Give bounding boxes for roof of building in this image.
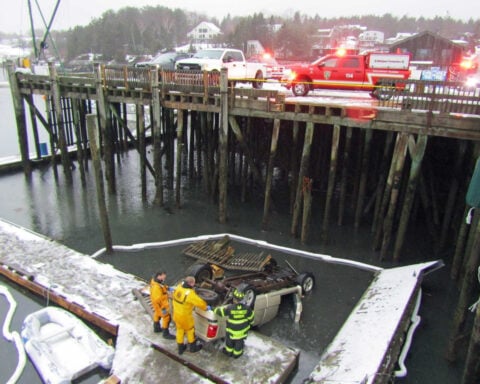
[188,21,222,36]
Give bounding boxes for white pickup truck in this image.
[175,48,265,89]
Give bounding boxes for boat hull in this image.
[21,306,115,384]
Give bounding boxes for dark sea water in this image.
[0,72,468,384]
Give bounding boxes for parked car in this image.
[64,53,107,73]
[185,259,315,341]
[135,51,192,70]
[247,53,285,80]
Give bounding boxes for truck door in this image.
[333,56,363,89]
[312,56,339,89]
[223,50,246,80]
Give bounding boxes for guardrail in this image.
[377,78,480,115]
[15,65,480,117]
[101,66,221,93]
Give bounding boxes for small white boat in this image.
[21,306,115,384]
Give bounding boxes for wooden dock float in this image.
[131,286,299,383]
[0,219,299,384]
[305,261,443,384]
[1,222,445,383]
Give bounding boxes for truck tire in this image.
[186,263,212,283]
[252,71,263,89]
[292,80,310,96]
[196,288,220,306]
[295,272,315,294]
[243,285,257,307]
[236,282,257,308]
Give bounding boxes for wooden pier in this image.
[5,62,480,266]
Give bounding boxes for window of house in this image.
[441,49,453,63]
[415,48,432,61]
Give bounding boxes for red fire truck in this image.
[283,50,411,99]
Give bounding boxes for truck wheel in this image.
[186,263,212,283]
[236,283,257,307]
[196,288,219,306]
[292,81,309,96]
[373,81,394,100]
[295,272,315,294]
[243,285,257,307]
[252,71,263,89]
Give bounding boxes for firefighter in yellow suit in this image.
[150,271,175,339]
[172,276,209,354]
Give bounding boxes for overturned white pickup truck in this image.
[176,48,266,89]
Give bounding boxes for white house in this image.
[187,22,222,45]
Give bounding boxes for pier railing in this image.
[14,65,480,117]
[101,66,221,94]
[377,78,480,115]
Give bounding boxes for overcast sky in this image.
[1,0,479,35]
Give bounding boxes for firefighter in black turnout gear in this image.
[214,288,254,358]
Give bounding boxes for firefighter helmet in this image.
[232,288,245,300]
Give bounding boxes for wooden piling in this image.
[439,141,468,252]
[6,61,31,176]
[46,96,59,178]
[138,104,147,202]
[165,108,175,189]
[176,108,184,207]
[241,118,252,203]
[86,114,112,253]
[151,69,164,206]
[355,129,373,228]
[72,99,87,187]
[49,62,73,183]
[373,132,404,251]
[218,69,229,224]
[189,111,196,179]
[94,64,115,194]
[262,119,280,229]
[301,177,313,243]
[201,113,212,196]
[290,119,300,214]
[321,124,341,243]
[291,121,314,237]
[229,116,263,187]
[380,132,408,258]
[451,206,471,281]
[338,127,352,226]
[26,93,41,159]
[372,132,394,235]
[392,134,427,261]
[462,292,480,384]
[446,210,480,362]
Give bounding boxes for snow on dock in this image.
[0,219,299,384]
[306,261,443,384]
[0,218,443,384]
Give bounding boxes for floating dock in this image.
[0,220,442,384]
[0,219,299,384]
